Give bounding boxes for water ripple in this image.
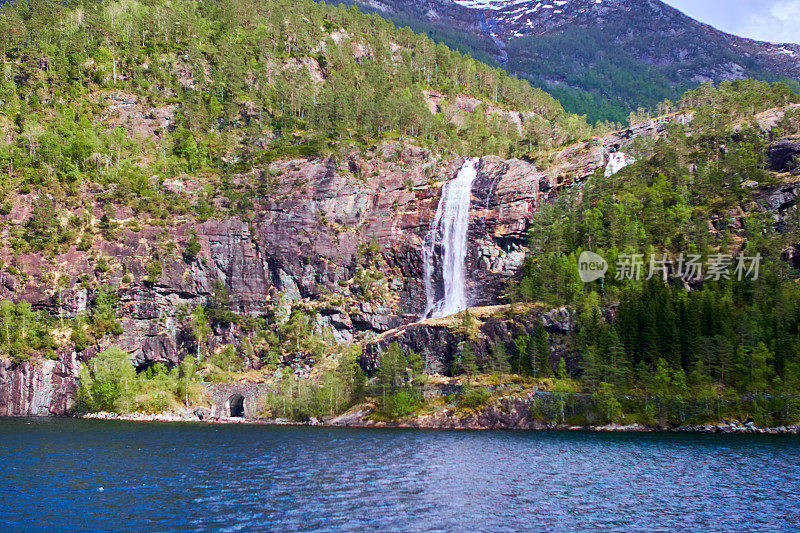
[0,419,799,531]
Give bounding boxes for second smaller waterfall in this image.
[423,158,479,318]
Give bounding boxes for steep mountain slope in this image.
[0,0,589,414]
[340,0,800,122]
[0,0,799,424]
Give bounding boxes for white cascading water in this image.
[423,158,479,318]
[605,152,635,177]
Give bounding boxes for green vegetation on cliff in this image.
[0,0,589,371]
[510,81,800,425]
[1,0,590,204]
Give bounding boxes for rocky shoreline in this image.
[80,411,299,425]
[76,411,800,435]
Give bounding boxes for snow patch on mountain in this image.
[452,0,531,9]
[452,0,596,10]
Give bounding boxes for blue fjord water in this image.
[0,417,798,532]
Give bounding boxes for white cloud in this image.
[740,0,800,44]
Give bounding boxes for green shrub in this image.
[98,214,118,240]
[380,389,422,418]
[95,256,110,273]
[76,233,93,251]
[70,324,90,352]
[211,344,244,373]
[76,347,136,413]
[183,233,202,262]
[145,258,163,283]
[592,382,624,423]
[457,385,491,410]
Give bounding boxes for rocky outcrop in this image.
[755,180,799,233]
[360,305,574,376]
[782,244,800,271]
[769,137,800,173]
[386,394,554,430]
[602,112,694,153]
[0,354,81,416]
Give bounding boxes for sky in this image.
[663,0,800,44]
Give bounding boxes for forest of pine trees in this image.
[508,81,800,423]
[0,0,592,195]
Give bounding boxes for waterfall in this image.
[423,158,479,319]
[605,152,635,177]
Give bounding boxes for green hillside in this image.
[0,0,591,183]
[332,0,800,125]
[507,25,800,124]
[516,81,800,424]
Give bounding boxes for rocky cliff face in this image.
[1,108,796,415]
[770,137,800,173]
[0,355,80,416]
[0,126,607,414]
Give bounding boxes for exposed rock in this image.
[361,323,464,375]
[754,180,799,232]
[602,112,694,152]
[753,105,800,132]
[0,354,80,416]
[769,137,800,172]
[783,244,800,271]
[194,406,212,420]
[361,304,574,376]
[102,91,177,138]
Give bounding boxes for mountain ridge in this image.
[341,0,800,122]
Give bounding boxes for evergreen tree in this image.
[533,322,552,377]
[513,332,532,376]
[458,341,479,380]
[489,340,511,374]
[377,342,405,390]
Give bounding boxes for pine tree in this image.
[23,195,60,251]
[580,346,602,390]
[652,359,673,398]
[533,322,551,377]
[748,342,772,394]
[461,309,475,335]
[490,340,510,374]
[513,333,532,376]
[607,328,629,385]
[458,341,479,380]
[557,357,569,380]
